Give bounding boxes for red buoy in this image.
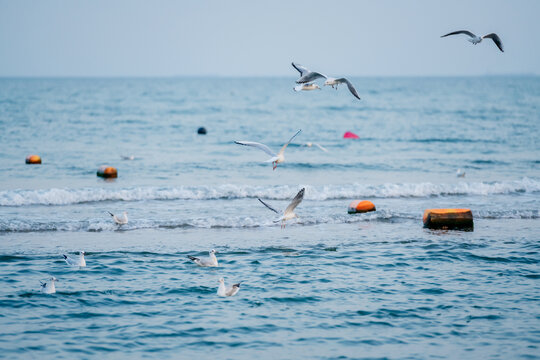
[343,131,359,139]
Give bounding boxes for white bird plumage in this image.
[303,142,328,152]
[293,83,321,92]
[441,30,504,52]
[40,277,58,294]
[187,249,218,267]
[456,168,466,178]
[292,62,361,100]
[235,129,301,170]
[258,188,305,228]
[108,211,128,225]
[217,278,241,297]
[63,251,86,267]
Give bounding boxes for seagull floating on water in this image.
[258,188,305,228]
[441,30,504,52]
[63,251,86,267]
[235,129,301,170]
[40,277,58,294]
[108,211,128,225]
[293,83,321,92]
[217,278,241,297]
[121,155,136,160]
[187,249,218,267]
[456,168,466,178]
[292,62,361,100]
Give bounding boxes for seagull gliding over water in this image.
[292,62,361,100]
[441,30,504,52]
[235,129,301,170]
[258,188,305,228]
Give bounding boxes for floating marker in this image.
[25,155,42,164]
[97,165,118,178]
[343,131,359,139]
[423,208,473,230]
[197,127,207,135]
[348,200,376,214]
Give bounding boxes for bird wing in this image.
[234,141,276,157]
[291,62,310,76]
[482,33,504,52]
[336,78,361,100]
[441,30,476,38]
[293,84,304,92]
[278,129,302,156]
[258,198,280,214]
[313,143,328,152]
[284,188,305,216]
[63,255,77,266]
[297,72,326,84]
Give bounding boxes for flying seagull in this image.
[40,277,58,294]
[235,129,301,170]
[108,211,128,225]
[258,188,305,228]
[63,251,86,267]
[292,62,361,100]
[303,142,328,152]
[441,31,504,52]
[187,249,218,267]
[293,83,321,92]
[217,277,241,297]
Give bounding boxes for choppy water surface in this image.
[0,77,539,359]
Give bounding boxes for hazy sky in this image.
[1,0,539,77]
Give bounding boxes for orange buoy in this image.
[97,165,118,178]
[25,155,42,164]
[348,200,376,214]
[423,209,473,230]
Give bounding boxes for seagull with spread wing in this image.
[441,30,504,52]
[258,188,305,228]
[292,62,361,100]
[235,129,301,170]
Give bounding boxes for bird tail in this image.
[62,254,67,260]
[108,211,114,217]
[187,256,198,261]
[233,283,241,288]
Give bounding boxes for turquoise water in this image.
[0,77,539,359]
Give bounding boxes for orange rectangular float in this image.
[423,208,473,230]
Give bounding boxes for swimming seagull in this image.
[292,62,361,100]
[63,251,86,267]
[293,83,321,92]
[217,278,241,297]
[121,155,135,160]
[258,188,305,228]
[187,249,218,267]
[456,168,466,178]
[108,211,128,225]
[40,277,58,294]
[441,31,504,52]
[235,129,301,170]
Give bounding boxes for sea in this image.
[0,76,538,359]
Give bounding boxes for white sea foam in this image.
[0,178,538,207]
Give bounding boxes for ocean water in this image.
[0,76,539,359]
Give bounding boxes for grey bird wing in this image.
[284,188,305,215]
[441,30,476,38]
[297,72,326,84]
[292,62,310,77]
[336,78,361,100]
[258,198,280,214]
[278,129,302,155]
[482,33,504,52]
[234,141,276,157]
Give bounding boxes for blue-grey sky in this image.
[1,0,539,77]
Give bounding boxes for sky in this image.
[0,0,539,77]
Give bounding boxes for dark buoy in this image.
[423,209,473,231]
[97,165,118,178]
[197,127,207,135]
[25,155,42,164]
[348,200,376,214]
